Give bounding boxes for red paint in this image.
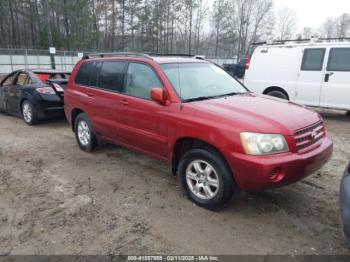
[64,56,333,191]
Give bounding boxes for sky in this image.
[273,0,350,31]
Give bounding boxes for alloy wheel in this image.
[77,120,91,146]
[186,160,220,200]
[22,102,32,123]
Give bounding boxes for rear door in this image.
[117,62,169,159]
[88,60,126,140]
[295,48,326,106]
[320,47,350,110]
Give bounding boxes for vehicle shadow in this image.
[314,108,349,122]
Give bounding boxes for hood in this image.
[188,93,320,135]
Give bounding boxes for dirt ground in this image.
[0,109,349,256]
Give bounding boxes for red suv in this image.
[64,53,333,210]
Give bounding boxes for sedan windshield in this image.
[161,63,248,102]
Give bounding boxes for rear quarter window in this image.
[75,62,95,86]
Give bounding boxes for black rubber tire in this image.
[74,113,98,152]
[266,90,288,100]
[346,111,350,117]
[178,147,236,210]
[21,100,39,125]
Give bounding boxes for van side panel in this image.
[244,46,303,100]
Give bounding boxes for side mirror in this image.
[151,87,169,105]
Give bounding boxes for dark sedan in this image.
[0,69,70,125]
[341,162,350,247]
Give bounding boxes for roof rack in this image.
[83,52,153,60]
[253,37,350,46]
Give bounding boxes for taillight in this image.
[52,83,64,92]
[245,58,251,70]
[36,87,56,95]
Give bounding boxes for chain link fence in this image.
[0,48,83,74]
[0,48,237,75]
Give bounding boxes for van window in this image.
[97,61,126,92]
[124,63,162,99]
[327,48,350,72]
[301,49,325,71]
[75,62,95,86]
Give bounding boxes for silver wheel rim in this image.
[77,120,90,146]
[186,160,220,200]
[22,102,32,123]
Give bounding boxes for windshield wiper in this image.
[183,92,242,103]
[183,96,215,102]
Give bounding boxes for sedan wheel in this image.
[186,160,220,200]
[22,101,37,125]
[77,120,91,146]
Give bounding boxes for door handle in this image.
[324,72,334,82]
[120,99,129,106]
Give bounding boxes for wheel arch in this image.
[71,108,85,132]
[263,86,290,100]
[171,137,230,177]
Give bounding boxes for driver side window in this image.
[124,63,162,100]
[1,74,16,87]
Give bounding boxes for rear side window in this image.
[301,48,325,71]
[327,48,350,72]
[75,62,95,86]
[16,73,29,86]
[124,63,162,99]
[97,61,126,92]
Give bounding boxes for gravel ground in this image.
[0,109,349,255]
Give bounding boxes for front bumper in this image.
[228,136,333,191]
[340,162,350,246]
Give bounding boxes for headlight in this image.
[240,132,289,155]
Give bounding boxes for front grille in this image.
[294,121,325,152]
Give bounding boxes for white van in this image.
[244,40,350,112]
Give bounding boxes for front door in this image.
[320,48,350,110]
[117,62,169,159]
[295,48,326,107]
[7,72,29,115]
[0,72,18,113]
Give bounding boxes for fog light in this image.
[270,167,285,182]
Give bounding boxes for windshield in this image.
[161,63,248,101]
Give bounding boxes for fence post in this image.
[24,49,28,69]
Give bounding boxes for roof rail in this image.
[83,52,153,60]
[147,53,194,57]
[253,37,350,46]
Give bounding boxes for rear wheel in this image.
[74,113,98,152]
[178,148,236,210]
[266,90,288,100]
[22,100,38,125]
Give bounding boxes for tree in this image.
[275,8,297,40]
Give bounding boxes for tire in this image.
[22,100,39,125]
[74,113,98,152]
[178,148,236,210]
[266,90,288,100]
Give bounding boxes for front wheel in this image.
[178,148,236,210]
[74,113,98,152]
